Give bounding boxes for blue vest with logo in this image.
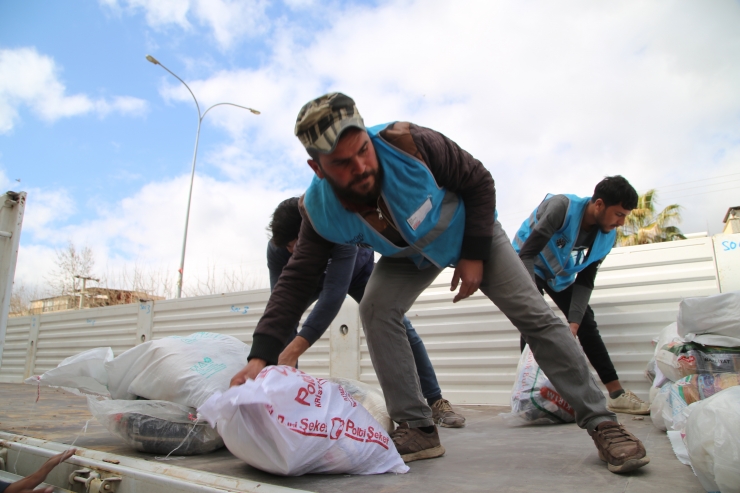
[303,122,466,269]
[512,194,615,292]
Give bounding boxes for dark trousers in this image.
[520,277,619,385]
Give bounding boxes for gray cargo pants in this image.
[359,220,617,434]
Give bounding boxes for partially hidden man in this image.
[230,92,650,473]
[513,176,650,415]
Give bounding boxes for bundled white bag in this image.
[106,332,249,408]
[500,345,575,425]
[685,386,740,493]
[88,397,223,455]
[327,377,393,433]
[25,347,113,397]
[678,291,740,347]
[198,366,408,476]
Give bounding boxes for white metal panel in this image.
[149,289,331,379]
[32,304,139,375]
[361,237,721,405]
[713,233,740,292]
[590,237,719,401]
[0,315,32,383]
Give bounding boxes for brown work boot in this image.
[592,421,650,473]
[390,422,445,463]
[431,398,466,428]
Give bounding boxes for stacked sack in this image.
[645,292,740,493]
[27,332,251,455]
[648,293,740,432]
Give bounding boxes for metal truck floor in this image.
[0,383,703,493]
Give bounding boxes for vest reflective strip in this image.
[385,190,460,260]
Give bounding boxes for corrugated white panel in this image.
[361,237,721,405]
[590,237,719,401]
[33,304,139,375]
[0,316,32,383]
[150,290,330,379]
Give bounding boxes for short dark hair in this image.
[268,197,302,247]
[592,175,638,210]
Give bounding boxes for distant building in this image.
[723,206,740,234]
[27,288,164,315]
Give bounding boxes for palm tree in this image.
[616,189,686,246]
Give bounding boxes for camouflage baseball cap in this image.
[294,92,365,154]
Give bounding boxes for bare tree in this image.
[9,283,47,317]
[45,242,96,296]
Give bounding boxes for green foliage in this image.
[616,189,686,246]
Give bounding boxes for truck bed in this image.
[0,383,702,492]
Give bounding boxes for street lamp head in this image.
[145,55,160,65]
[249,108,261,115]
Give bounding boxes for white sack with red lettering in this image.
[198,366,408,476]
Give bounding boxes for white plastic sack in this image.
[500,345,575,425]
[198,366,408,476]
[651,373,740,432]
[678,291,740,347]
[106,332,249,408]
[327,377,393,433]
[685,386,740,493]
[650,385,670,431]
[25,347,113,397]
[88,397,223,455]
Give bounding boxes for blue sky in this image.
[3,0,740,297]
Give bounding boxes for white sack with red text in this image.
[198,366,408,476]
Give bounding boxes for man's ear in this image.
[307,159,325,179]
[593,198,605,212]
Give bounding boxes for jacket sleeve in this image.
[298,244,358,345]
[517,195,569,282]
[266,242,290,292]
[568,260,600,325]
[382,122,495,261]
[248,203,335,365]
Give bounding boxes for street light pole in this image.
[146,55,260,298]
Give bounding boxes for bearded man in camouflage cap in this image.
[231,93,650,473]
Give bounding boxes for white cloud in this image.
[103,0,269,50]
[14,0,740,298]
[0,47,148,133]
[160,0,740,235]
[15,173,303,294]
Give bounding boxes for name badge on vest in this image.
[407,197,432,231]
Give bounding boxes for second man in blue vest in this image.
[513,177,649,415]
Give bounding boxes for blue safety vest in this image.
[512,194,615,291]
[303,122,466,269]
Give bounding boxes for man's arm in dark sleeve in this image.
[406,124,495,260]
[266,242,290,292]
[516,195,569,283]
[249,207,334,365]
[297,244,358,345]
[568,260,600,325]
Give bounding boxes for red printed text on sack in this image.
[540,387,574,415]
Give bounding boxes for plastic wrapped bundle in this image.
[88,397,224,455]
[327,377,393,433]
[651,373,740,432]
[501,345,575,425]
[685,386,740,493]
[656,341,740,382]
